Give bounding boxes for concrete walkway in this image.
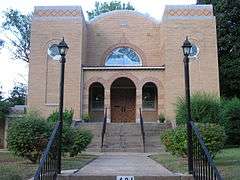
[58,153,193,180]
[75,153,173,176]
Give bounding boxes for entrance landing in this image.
[58,153,192,180]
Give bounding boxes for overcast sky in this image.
[0,0,196,97]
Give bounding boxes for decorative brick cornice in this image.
[163,5,213,17]
[167,9,212,17]
[34,6,83,17]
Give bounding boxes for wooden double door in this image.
[111,88,136,123]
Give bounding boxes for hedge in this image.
[161,123,226,157]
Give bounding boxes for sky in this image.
[0,0,196,97]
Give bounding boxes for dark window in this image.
[90,84,104,110]
[142,83,157,109]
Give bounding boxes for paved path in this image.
[75,153,174,176]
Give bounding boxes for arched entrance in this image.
[111,77,136,123]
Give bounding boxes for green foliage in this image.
[158,113,165,123]
[176,92,221,125]
[2,9,32,62]
[47,109,73,126]
[0,85,3,101]
[70,129,93,157]
[161,123,226,157]
[196,0,217,4]
[7,109,93,163]
[47,109,75,153]
[0,101,11,120]
[87,1,135,20]
[82,113,92,122]
[61,125,76,153]
[6,83,27,105]
[161,125,187,156]
[196,0,240,98]
[47,110,92,156]
[0,85,11,120]
[220,58,240,98]
[7,112,50,163]
[220,98,240,146]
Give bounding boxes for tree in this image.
[87,1,135,20]
[0,86,3,101]
[0,85,10,119]
[197,0,240,98]
[2,9,32,62]
[7,83,27,105]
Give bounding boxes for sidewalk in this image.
[75,153,173,176]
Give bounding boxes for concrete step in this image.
[58,175,193,180]
[76,122,171,153]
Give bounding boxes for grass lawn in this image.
[215,148,240,180]
[0,151,97,180]
[151,148,240,179]
[150,153,188,174]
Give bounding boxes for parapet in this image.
[162,5,214,21]
[33,6,84,20]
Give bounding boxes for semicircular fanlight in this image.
[105,47,142,66]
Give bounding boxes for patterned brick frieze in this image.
[167,8,213,17]
[34,7,83,17]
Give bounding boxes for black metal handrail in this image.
[139,108,146,153]
[101,108,107,149]
[190,121,223,180]
[34,121,61,180]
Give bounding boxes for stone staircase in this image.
[75,122,171,153]
[58,123,193,180]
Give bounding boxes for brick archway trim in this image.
[107,72,140,89]
[84,77,107,90]
[139,77,164,90]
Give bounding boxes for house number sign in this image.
[116,176,134,180]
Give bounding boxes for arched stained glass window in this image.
[105,47,142,66]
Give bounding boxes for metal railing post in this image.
[139,108,146,153]
[101,108,107,149]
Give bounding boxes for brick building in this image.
[28,5,219,125]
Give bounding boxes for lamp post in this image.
[182,36,193,174]
[57,37,69,174]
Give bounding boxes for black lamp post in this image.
[57,37,69,174]
[182,36,193,174]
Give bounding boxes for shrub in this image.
[61,125,75,153]
[7,112,50,163]
[69,129,93,157]
[161,123,226,157]
[176,92,221,125]
[161,126,187,156]
[220,98,240,146]
[47,109,73,126]
[82,114,91,122]
[158,113,165,123]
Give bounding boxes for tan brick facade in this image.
[28,5,219,124]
